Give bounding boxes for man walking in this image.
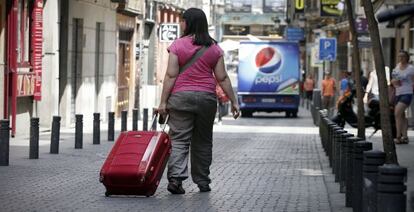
[322,72,336,116]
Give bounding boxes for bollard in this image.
[30,117,40,159]
[121,110,127,132]
[50,116,61,154]
[352,141,372,212]
[362,150,386,212]
[325,122,337,155]
[108,112,115,141]
[0,120,10,166]
[345,137,364,207]
[328,125,342,162]
[332,129,347,172]
[132,108,138,131]
[151,108,157,131]
[75,114,83,149]
[93,113,100,145]
[339,133,353,192]
[377,164,407,212]
[143,108,148,131]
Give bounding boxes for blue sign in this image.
[285,27,305,41]
[238,41,300,94]
[319,38,337,61]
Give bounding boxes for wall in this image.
[60,0,117,127]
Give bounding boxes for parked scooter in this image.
[331,92,396,138]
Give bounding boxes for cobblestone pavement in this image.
[0,110,351,212]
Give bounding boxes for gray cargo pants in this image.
[166,91,217,186]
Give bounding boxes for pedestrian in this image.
[322,72,336,116]
[363,67,390,104]
[157,8,240,194]
[391,50,414,144]
[303,74,315,109]
[339,71,350,96]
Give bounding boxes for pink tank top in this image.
[167,36,224,94]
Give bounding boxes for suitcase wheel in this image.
[105,191,110,197]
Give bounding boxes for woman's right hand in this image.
[158,102,168,117]
[391,79,401,87]
[231,102,240,119]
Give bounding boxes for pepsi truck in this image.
[237,41,300,117]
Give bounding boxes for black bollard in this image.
[132,108,138,131]
[50,116,61,154]
[143,108,148,131]
[0,120,10,166]
[30,117,40,159]
[108,112,115,141]
[75,114,83,149]
[362,150,386,212]
[377,164,407,212]
[121,110,127,132]
[332,129,347,173]
[151,108,157,131]
[93,113,100,145]
[352,141,372,212]
[339,133,353,192]
[345,137,364,207]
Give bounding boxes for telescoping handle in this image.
[150,113,169,132]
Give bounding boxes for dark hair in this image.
[399,50,409,58]
[182,8,216,46]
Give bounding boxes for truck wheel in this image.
[292,111,298,118]
[241,110,253,117]
[285,111,291,118]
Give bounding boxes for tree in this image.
[362,0,398,164]
[345,0,365,139]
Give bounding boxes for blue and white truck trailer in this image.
[237,41,300,117]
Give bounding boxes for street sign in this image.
[159,23,179,42]
[319,38,337,61]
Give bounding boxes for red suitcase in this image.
[99,121,171,197]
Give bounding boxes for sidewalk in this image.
[0,109,410,211]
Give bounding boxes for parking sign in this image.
[319,38,337,61]
[159,23,180,42]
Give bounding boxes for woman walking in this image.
[391,50,414,144]
[158,8,240,194]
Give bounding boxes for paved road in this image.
[0,109,355,211]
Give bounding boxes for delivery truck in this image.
[237,41,300,117]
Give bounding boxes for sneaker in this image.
[198,184,211,192]
[401,136,409,144]
[167,181,185,194]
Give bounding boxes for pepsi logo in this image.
[255,47,282,74]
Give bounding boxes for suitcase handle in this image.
[150,113,169,132]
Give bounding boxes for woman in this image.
[391,50,414,144]
[158,8,240,194]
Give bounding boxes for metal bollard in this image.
[50,116,61,154]
[132,108,138,131]
[362,150,386,212]
[30,117,39,159]
[75,114,83,149]
[352,141,372,212]
[121,110,127,132]
[0,120,10,166]
[377,164,407,212]
[325,122,337,155]
[339,133,353,192]
[108,112,115,141]
[332,129,347,172]
[329,126,343,161]
[93,113,100,145]
[345,137,364,207]
[151,108,157,131]
[143,108,148,131]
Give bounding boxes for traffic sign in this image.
[319,38,337,61]
[159,23,180,42]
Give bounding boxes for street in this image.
[0,109,342,212]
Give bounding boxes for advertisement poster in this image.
[238,41,299,94]
[320,0,344,17]
[263,0,286,13]
[225,0,252,13]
